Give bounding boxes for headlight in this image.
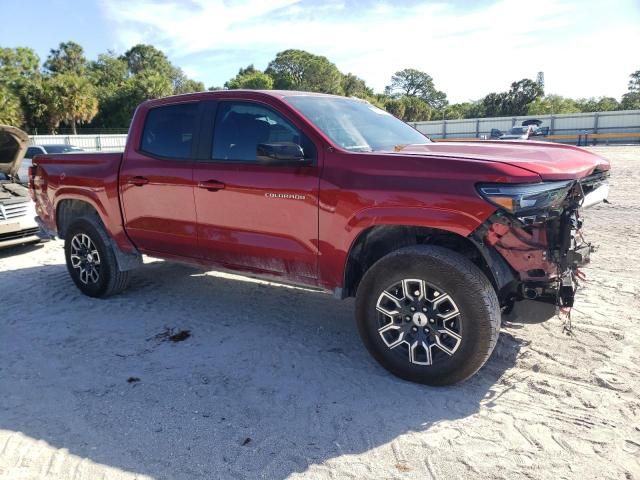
[477,181,574,215]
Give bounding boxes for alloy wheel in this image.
[375,279,462,365]
[69,233,101,285]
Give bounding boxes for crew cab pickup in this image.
[30,90,610,385]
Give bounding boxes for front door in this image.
[120,101,200,257]
[193,101,320,283]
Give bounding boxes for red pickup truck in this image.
[30,90,610,385]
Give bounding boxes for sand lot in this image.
[0,146,638,480]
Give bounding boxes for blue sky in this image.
[1,0,639,102]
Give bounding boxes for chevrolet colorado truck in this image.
[30,91,610,385]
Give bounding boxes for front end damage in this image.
[471,170,610,312]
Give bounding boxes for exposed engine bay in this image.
[472,169,610,312]
[0,180,30,202]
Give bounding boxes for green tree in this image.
[628,70,640,92]
[42,74,98,134]
[385,68,448,109]
[95,71,173,128]
[20,78,50,131]
[172,67,205,94]
[505,79,544,115]
[443,102,477,120]
[132,70,174,99]
[89,52,129,91]
[527,95,580,115]
[480,79,543,117]
[575,97,620,112]
[44,41,86,74]
[621,92,640,110]
[0,47,43,129]
[88,53,130,129]
[621,69,640,110]
[399,96,431,122]
[122,44,173,77]
[121,45,203,95]
[225,65,274,90]
[0,84,24,125]
[0,47,40,89]
[481,92,509,117]
[384,98,406,119]
[265,49,343,94]
[341,73,373,98]
[365,94,387,109]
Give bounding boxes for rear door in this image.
[193,100,321,283]
[119,101,201,257]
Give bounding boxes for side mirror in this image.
[257,143,307,163]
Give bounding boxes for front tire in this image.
[64,216,130,298]
[355,245,500,386]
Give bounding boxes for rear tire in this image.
[64,216,130,298]
[355,245,500,386]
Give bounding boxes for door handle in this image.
[198,180,226,191]
[128,176,149,186]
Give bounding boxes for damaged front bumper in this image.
[472,170,609,309]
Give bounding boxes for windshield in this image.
[285,96,430,152]
[509,127,526,134]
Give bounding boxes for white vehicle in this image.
[18,144,84,183]
[0,125,42,249]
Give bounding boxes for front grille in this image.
[0,227,39,241]
[0,202,29,220]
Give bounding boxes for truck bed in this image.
[32,152,134,251]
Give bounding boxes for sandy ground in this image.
[0,146,639,480]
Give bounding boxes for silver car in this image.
[0,126,42,249]
[18,144,83,183]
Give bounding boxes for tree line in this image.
[1,42,639,132]
[0,42,204,133]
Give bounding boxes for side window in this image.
[212,102,315,162]
[141,103,199,159]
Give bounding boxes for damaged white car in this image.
[0,125,42,249]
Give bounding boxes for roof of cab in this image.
[141,89,345,108]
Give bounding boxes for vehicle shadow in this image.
[0,261,523,479]
[0,241,45,259]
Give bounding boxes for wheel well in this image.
[343,225,496,297]
[56,200,101,239]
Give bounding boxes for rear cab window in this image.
[140,103,199,159]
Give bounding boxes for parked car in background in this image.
[30,91,610,385]
[17,144,84,183]
[490,120,550,140]
[498,125,534,140]
[0,126,42,249]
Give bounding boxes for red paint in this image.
[32,90,610,292]
[484,223,556,282]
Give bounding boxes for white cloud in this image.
[101,0,640,101]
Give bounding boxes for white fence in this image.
[412,109,640,143]
[28,109,640,148]
[29,134,127,152]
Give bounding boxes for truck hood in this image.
[0,125,29,178]
[396,140,610,180]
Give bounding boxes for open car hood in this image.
[0,125,29,178]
